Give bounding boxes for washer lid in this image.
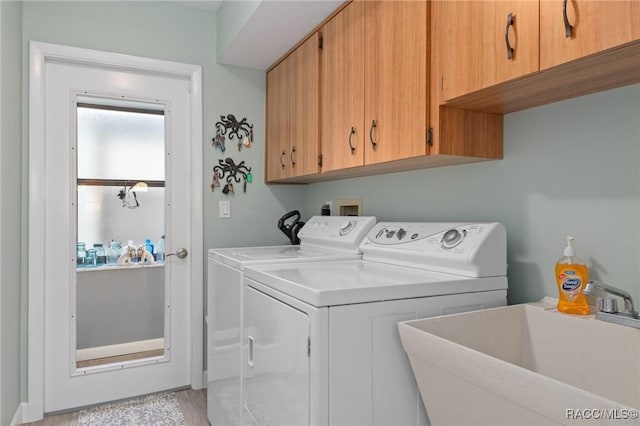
[208,245,362,269]
[244,260,507,307]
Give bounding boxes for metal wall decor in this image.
[212,114,254,152]
[211,157,253,194]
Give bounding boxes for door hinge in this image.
[318,154,323,167]
[307,337,311,357]
[427,127,433,146]
[318,35,323,50]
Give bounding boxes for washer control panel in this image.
[368,223,484,249]
[360,222,507,277]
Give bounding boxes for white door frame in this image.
[26,41,203,422]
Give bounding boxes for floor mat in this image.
[77,392,186,426]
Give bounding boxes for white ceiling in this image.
[177,0,342,70]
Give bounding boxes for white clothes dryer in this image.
[242,222,509,426]
[206,216,376,425]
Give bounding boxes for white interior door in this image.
[42,58,193,412]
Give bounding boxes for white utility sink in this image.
[399,299,640,425]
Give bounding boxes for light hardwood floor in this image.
[22,388,209,426]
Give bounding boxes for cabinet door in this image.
[321,0,365,172]
[265,60,291,182]
[364,0,428,165]
[540,0,640,70]
[439,1,539,101]
[290,34,320,177]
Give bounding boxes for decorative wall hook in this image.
[212,126,226,153]
[212,114,254,152]
[211,158,253,194]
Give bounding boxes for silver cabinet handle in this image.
[166,248,188,259]
[348,126,356,154]
[505,13,514,60]
[369,120,377,148]
[563,0,573,38]
[248,336,255,367]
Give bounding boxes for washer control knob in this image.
[386,230,396,238]
[441,228,466,249]
[397,228,407,240]
[339,220,356,236]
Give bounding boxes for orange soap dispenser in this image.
[555,236,590,315]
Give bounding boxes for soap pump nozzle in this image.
[564,236,576,257]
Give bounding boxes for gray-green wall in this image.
[1,1,24,424]
[306,85,640,305]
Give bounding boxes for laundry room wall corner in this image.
[203,63,308,252]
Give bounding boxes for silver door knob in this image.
[166,248,188,259]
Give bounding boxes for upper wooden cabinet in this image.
[439,1,640,113]
[540,0,640,70]
[364,0,428,165]
[320,0,428,173]
[291,34,320,177]
[438,0,539,102]
[268,0,500,183]
[320,0,365,173]
[265,0,640,183]
[265,34,320,182]
[265,57,289,182]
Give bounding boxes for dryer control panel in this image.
[298,216,377,254]
[361,222,507,278]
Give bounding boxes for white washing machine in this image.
[207,216,376,425]
[242,222,508,426]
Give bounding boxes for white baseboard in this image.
[9,402,26,426]
[20,400,43,425]
[76,338,164,361]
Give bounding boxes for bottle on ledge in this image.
[145,238,154,259]
[156,235,165,262]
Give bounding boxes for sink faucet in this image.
[583,280,640,328]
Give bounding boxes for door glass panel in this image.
[75,99,167,370]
